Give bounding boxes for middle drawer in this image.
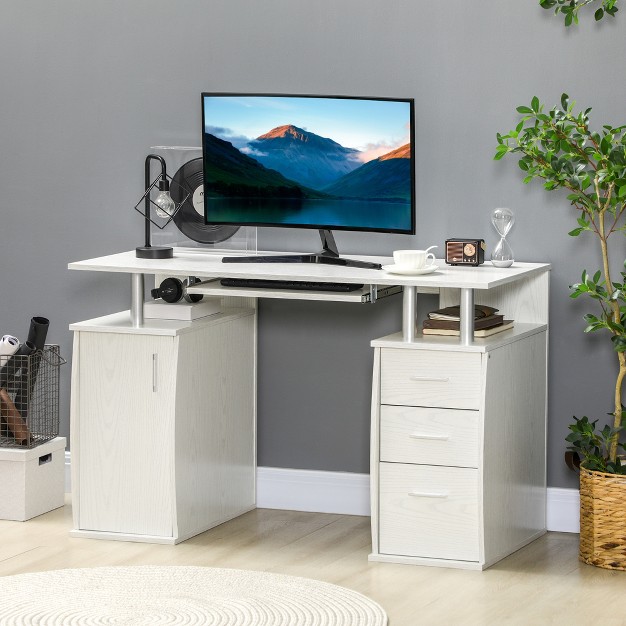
[380,405,479,468]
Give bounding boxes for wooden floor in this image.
[1,498,624,625]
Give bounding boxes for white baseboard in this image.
[64,453,579,532]
[546,486,580,533]
[256,466,371,516]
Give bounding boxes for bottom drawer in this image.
[378,462,479,562]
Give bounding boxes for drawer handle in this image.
[409,375,450,383]
[409,432,449,441]
[408,491,449,499]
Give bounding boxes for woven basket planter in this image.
[579,465,626,570]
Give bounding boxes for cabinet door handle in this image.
[409,432,449,441]
[409,375,449,383]
[152,353,157,392]
[408,491,449,499]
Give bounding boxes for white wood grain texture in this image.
[439,270,550,325]
[77,332,176,537]
[380,405,479,468]
[378,462,479,561]
[380,349,482,409]
[68,529,178,544]
[69,250,550,290]
[368,553,484,570]
[173,312,256,539]
[370,324,547,353]
[69,309,252,336]
[69,332,81,531]
[481,331,548,565]
[369,347,381,555]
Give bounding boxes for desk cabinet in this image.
[69,308,256,544]
[370,326,548,569]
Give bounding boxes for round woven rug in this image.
[0,566,387,625]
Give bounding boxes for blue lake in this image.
[206,197,412,232]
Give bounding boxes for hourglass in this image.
[491,208,515,267]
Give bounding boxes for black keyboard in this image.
[220,278,364,292]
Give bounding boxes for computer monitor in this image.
[201,93,415,268]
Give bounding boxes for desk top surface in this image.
[68,249,550,290]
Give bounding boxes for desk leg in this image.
[131,273,144,328]
[402,286,417,342]
[460,287,474,345]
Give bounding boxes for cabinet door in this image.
[77,332,175,537]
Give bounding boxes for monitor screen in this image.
[201,93,415,235]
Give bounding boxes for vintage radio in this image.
[445,239,485,266]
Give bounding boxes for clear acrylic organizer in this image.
[149,146,257,255]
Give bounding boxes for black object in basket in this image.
[0,345,65,448]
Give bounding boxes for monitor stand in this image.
[221,229,382,270]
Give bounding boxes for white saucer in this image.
[382,264,438,276]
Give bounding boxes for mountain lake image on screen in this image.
[201,94,415,234]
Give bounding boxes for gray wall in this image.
[1,1,624,489]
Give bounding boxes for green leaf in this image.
[561,93,569,110]
[531,96,540,113]
[601,136,612,154]
[595,8,604,20]
[516,106,533,114]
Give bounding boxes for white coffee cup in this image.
[393,246,437,269]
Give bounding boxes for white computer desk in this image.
[67,249,551,567]
[68,248,550,344]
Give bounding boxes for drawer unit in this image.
[370,327,548,570]
[380,405,479,468]
[380,349,482,410]
[378,462,479,561]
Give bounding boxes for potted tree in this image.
[495,94,626,569]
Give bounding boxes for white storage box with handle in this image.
[0,436,66,521]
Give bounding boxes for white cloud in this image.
[206,125,255,151]
[240,146,268,158]
[356,143,397,163]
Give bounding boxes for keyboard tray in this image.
[220,278,364,292]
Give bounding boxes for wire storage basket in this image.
[0,345,65,448]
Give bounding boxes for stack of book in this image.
[422,304,514,337]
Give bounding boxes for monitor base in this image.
[220,229,382,270]
[221,253,382,270]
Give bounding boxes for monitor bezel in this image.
[201,92,416,236]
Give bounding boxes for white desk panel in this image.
[68,249,550,291]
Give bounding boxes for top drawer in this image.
[380,349,482,409]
